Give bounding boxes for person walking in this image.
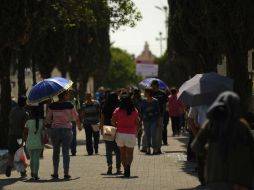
[81,93,100,155]
[100,91,121,175]
[162,108,169,145]
[23,105,44,180]
[168,88,185,136]
[140,87,160,154]
[131,88,143,149]
[162,90,170,145]
[46,90,82,179]
[69,89,81,156]
[187,104,209,185]
[5,95,29,178]
[192,91,254,190]
[112,95,139,177]
[150,80,168,154]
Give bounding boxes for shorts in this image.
[116,133,136,148]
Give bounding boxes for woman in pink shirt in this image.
[112,95,139,177]
[168,88,185,136]
[46,90,81,179]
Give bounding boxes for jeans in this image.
[51,128,73,175]
[28,149,42,176]
[70,122,77,154]
[163,111,169,145]
[105,141,121,168]
[155,116,163,149]
[141,132,147,150]
[84,124,100,154]
[143,119,157,148]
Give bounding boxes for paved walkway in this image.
[0,126,200,190]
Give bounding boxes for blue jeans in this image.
[70,122,77,154]
[51,128,73,175]
[105,141,121,168]
[143,119,157,148]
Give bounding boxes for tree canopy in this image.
[103,47,141,89]
[0,0,141,148]
[162,0,254,111]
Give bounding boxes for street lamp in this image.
[156,32,166,56]
[155,5,168,39]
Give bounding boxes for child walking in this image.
[24,105,44,180]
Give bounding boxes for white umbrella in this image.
[178,72,234,106]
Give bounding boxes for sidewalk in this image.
[0,126,200,190]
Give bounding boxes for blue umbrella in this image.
[139,78,169,90]
[27,77,73,105]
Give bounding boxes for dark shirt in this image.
[49,102,74,110]
[153,90,168,116]
[9,106,29,137]
[140,98,160,121]
[102,104,118,126]
[132,97,143,113]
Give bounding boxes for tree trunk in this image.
[202,52,218,73]
[60,67,67,78]
[227,50,251,113]
[18,46,27,96]
[0,47,12,148]
[78,74,89,101]
[31,58,36,85]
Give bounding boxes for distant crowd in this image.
[5,80,254,190]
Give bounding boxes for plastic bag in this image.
[14,146,29,172]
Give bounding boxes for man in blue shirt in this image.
[151,80,168,154]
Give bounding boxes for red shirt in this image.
[168,95,185,117]
[113,107,139,134]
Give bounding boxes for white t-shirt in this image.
[188,105,209,127]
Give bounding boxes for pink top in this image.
[46,102,79,129]
[113,107,139,134]
[168,95,185,117]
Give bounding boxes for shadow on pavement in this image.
[103,175,138,179]
[0,178,23,190]
[73,154,106,157]
[77,139,104,146]
[23,177,80,183]
[170,133,198,179]
[164,150,186,154]
[177,185,206,190]
[180,161,197,176]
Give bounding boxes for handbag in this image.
[102,125,116,141]
[91,124,100,132]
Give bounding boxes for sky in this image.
[110,0,168,57]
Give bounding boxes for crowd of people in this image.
[4,79,254,189]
